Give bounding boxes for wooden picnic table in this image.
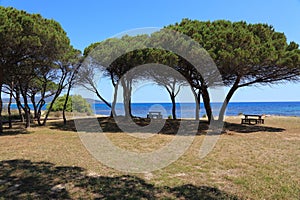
[147,111,163,119]
[241,114,264,125]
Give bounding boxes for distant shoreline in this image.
[2,102,300,118]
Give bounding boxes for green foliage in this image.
[167,19,300,86]
[0,6,70,70]
[49,94,92,114]
[166,19,300,120]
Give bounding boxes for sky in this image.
[1,0,300,102]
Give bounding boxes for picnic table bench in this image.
[241,114,264,125]
[147,111,163,119]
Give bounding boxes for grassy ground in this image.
[0,116,299,199]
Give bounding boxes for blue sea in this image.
[4,102,300,118]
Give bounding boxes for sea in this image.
[5,102,299,118]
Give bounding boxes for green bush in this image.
[48,94,92,115]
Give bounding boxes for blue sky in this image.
[1,0,300,102]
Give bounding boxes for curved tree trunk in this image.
[111,83,119,117]
[196,89,201,120]
[94,88,111,109]
[37,100,45,126]
[42,92,60,126]
[218,86,239,122]
[63,84,72,125]
[23,97,31,128]
[15,89,24,122]
[202,86,213,123]
[218,77,241,122]
[190,87,200,120]
[20,86,31,128]
[31,94,38,119]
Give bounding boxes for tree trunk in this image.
[121,78,133,119]
[195,89,201,121]
[202,86,213,123]
[111,83,119,117]
[128,83,133,118]
[94,88,111,109]
[0,66,3,133]
[37,100,45,126]
[42,92,61,126]
[191,86,201,120]
[15,89,24,122]
[31,94,38,119]
[24,108,31,128]
[218,86,238,122]
[23,100,31,128]
[0,84,3,133]
[122,79,130,118]
[41,66,69,126]
[8,87,13,128]
[20,86,31,128]
[218,77,241,122]
[63,84,72,125]
[170,94,177,120]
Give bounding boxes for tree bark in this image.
[8,87,13,128]
[15,88,24,122]
[63,84,72,125]
[40,65,69,126]
[121,78,131,118]
[191,89,200,121]
[218,77,241,122]
[202,86,213,123]
[42,91,62,126]
[0,66,3,133]
[94,88,111,109]
[20,87,31,128]
[111,83,119,117]
[36,100,46,126]
[30,93,38,119]
[0,84,3,133]
[170,94,177,120]
[36,77,49,125]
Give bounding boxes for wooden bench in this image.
[147,111,163,119]
[241,114,264,125]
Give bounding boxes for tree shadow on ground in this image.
[49,117,285,135]
[224,122,285,133]
[0,123,31,136]
[49,117,210,135]
[0,159,239,199]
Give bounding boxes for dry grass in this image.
[0,116,299,199]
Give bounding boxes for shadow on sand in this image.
[48,117,285,135]
[49,117,209,135]
[0,123,31,136]
[224,122,285,133]
[0,159,239,199]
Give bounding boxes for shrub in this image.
[48,94,92,115]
